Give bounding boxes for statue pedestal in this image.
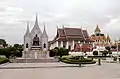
[31,46,41,50]
[30,46,41,59]
[29,46,49,59]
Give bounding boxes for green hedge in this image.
[0,57,9,64]
[61,59,96,64]
[60,56,96,64]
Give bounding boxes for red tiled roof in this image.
[58,29,65,37]
[71,43,93,52]
[64,28,83,36]
[52,27,92,43]
[82,30,89,38]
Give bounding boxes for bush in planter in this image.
[102,50,108,56]
[93,51,98,56]
[108,51,112,56]
[61,58,96,64]
[111,46,117,49]
[113,56,117,61]
[105,46,111,51]
[60,56,96,64]
[119,58,120,62]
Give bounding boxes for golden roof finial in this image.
[106,34,111,42]
[94,24,101,33]
[103,35,106,40]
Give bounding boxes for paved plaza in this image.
[0,62,120,79]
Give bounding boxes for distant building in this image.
[50,27,93,50]
[90,25,111,47]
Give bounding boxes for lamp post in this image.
[25,48,28,63]
[116,39,119,61]
[78,41,82,67]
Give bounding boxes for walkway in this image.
[0,62,120,79]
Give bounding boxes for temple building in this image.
[90,25,111,47]
[50,27,93,50]
[23,16,49,59]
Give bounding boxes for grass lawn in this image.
[0,57,9,64]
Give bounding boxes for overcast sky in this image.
[0,0,120,44]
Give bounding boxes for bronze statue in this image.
[44,43,46,48]
[33,34,39,46]
[26,43,28,48]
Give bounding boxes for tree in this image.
[59,48,65,57]
[0,48,11,58]
[0,44,23,58]
[49,49,55,57]
[14,44,23,49]
[13,44,23,57]
[49,47,69,57]
[53,48,58,56]
[0,39,7,47]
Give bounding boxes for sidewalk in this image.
[0,62,81,69]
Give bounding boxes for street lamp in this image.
[116,39,119,60]
[78,41,82,67]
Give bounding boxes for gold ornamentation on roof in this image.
[94,25,101,33]
[106,35,111,41]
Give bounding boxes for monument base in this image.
[23,46,50,59]
[10,57,58,63]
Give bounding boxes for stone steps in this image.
[10,58,58,63]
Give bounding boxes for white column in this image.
[35,52,37,59]
[25,48,29,58]
[46,51,50,58]
[61,41,63,48]
[56,41,58,47]
[72,40,75,50]
[66,41,69,49]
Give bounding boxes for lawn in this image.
[0,57,9,64]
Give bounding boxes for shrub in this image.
[108,51,112,55]
[60,56,96,64]
[0,48,11,58]
[111,46,117,49]
[49,49,55,57]
[0,57,9,64]
[0,44,23,58]
[102,50,108,56]
[93,51,98,56]
[113,56,117,61]
[105,46,111,51]
[49,47,69,57]
[61,58,96,64]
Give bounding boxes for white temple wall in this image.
[41,38,48,51]
[24,36,30,50]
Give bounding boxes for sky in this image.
[0,0,120,44]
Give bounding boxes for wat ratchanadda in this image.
[90,25,111,47]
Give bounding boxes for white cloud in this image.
[5,6,23,13]
[103,17,120,40]
[0,0,120,44]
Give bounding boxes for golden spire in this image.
[103,35,106,41]
[94,24,101,34]
[106,34,111,42]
